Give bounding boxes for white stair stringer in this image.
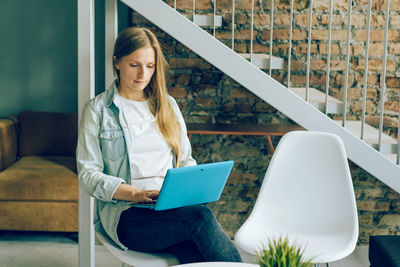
[122,0,400,193]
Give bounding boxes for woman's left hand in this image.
[113,183,159,203]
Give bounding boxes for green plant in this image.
[256,236,313,267]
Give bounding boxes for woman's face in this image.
[115,46,156,94]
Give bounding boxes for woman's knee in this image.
[186,205,216,225]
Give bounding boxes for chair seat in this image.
[236,228,356,263]
[369,235,400,267]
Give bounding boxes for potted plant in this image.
[256,236,313,267]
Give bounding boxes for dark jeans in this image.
[117,205,242,264]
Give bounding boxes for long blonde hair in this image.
[113,27,182,166]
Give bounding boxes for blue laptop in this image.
[129,160,234,211]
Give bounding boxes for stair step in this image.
[238,53,284,70]
[290,87,344,114]
[386,154,399,164]
[334,120,398,154]
[184,14,222,27]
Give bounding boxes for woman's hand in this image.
[113,183,159,203]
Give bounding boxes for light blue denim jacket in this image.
[76,80,196,249]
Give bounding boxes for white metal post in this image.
[378,0,391,151]
[78,0,95,266]
[305,0,313,101]
[231,0,235,50]
[213,0,216,36]
[105,0,118,88]
[287,0,294,88]
[250,0,254,63]
[343,0,353,127]
[269,0,274,75]
[398,106,400,164]
[325,0,333,115]
[193,0,196,23]
[361,0,372,139]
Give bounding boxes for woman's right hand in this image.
[113,183,159,203]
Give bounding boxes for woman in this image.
[76,27,242,264]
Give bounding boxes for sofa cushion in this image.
[0,201,78,232]
[0,156,78,201]
[369,235,400,267]
[19,111,78,156]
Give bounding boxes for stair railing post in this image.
[361,0,372,140]
[343,0,353,128]
[213,0,216,36]
[287,0,294,88]
[397,105,400,164]
[305,0,313,101]
[193,0,196,23]
[232,0,235,50]
[378,0,390,151]
[269,0,274,75]
[325,0,333,115]
[250,0,255,63]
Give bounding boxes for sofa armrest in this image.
[0,116,18,171]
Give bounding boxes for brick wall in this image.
[130,0,400,244]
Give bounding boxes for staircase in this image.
[121,0,400,193]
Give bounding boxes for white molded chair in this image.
[235,131,359,264]
[96,229,179,267]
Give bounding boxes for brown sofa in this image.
[0,111,78,232]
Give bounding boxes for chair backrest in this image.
[252,131,357,232]
[236,131,358,262]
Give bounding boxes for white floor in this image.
[0,231,370,267]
